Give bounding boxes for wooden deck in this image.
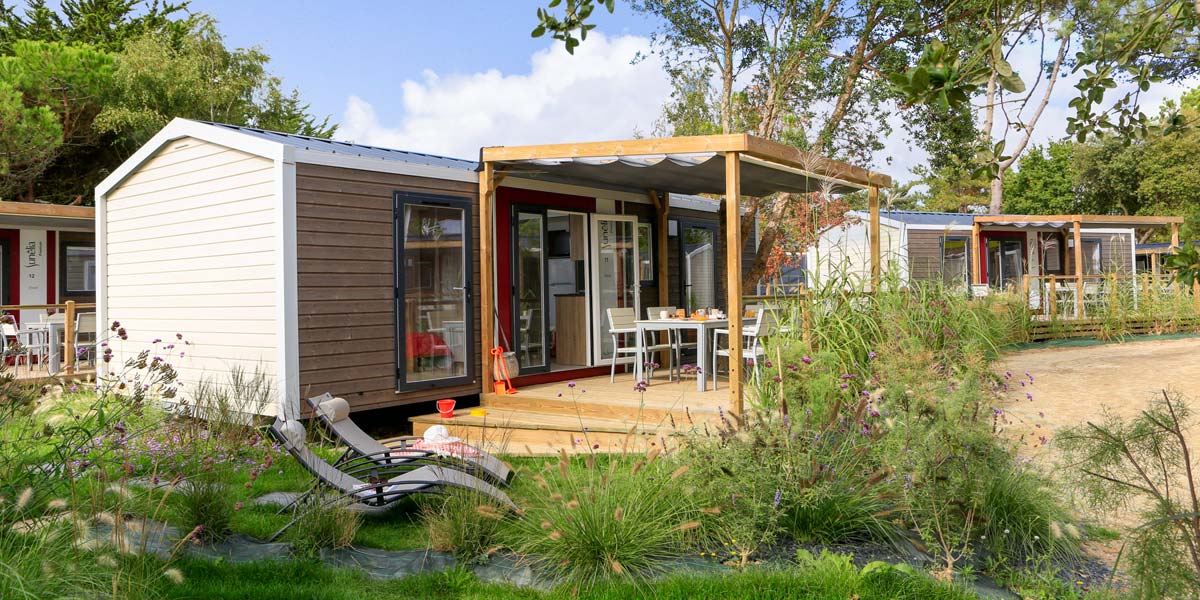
[8,364,96,384]
[409,373,733,455]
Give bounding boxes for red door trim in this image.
[494,187,595,352]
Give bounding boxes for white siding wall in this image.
[808,220,904,288]
[103,137,280,413]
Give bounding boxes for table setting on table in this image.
[632,307,757,392]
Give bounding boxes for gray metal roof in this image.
[198,121,479,171]
[854,209,978,227]
[1139,241,1199,250]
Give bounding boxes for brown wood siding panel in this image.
[295,163,481,413]
[907,230,952,282]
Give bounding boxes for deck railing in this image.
[1020,273,1199,320]
[0,300,96,374]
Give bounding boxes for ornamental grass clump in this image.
[683,393,900,563]
[288,493,362,557]
[511,448,703,588]
[423,494,509,561]
[717,272,1076,580]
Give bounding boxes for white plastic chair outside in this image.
[74,312,98,367]
[644,306,679,381]
[1,319,47,371]
[712,308,779,389]
[606,308,640,383]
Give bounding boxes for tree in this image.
[1002,142,1076,214]
[633,0,976,288]
[0,40,113,200]
[0,81,60,177]
[0,0,193,53]
[96,19,336,150]
[0,5,333,203]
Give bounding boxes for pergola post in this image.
[1171,223,1180,249]
[1073,218,1084,318]
[724,152,744,416]
[971,222,982,285]
[650,189,671,366]
[868,186,880,290]
[479,162,496,395]
[649,190,669,308]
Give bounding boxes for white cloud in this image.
[337,34,671,160]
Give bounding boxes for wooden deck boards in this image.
[9,365,96,384]
[409,373,732,455]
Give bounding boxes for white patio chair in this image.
[1,319,47,372]
[644,306,679,381]
[606,308,672,383]
[606,308,639,383]
[711,307,779,389]
[74,312,98,367]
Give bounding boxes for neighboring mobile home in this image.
[96,119,755,416]
[809,210,1168,290]
[0,201,95,323]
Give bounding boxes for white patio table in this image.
[633,317,755,392]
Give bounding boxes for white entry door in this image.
[590,215,640,364]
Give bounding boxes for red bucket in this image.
[436,398,456,419]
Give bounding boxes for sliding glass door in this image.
[986,238,1025,290]
[513,208,549,373]
[394,192,473,389]
[680,223,717,312]
[591,215,640,364]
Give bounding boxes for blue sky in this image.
[197,1,657,132]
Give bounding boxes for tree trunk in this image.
[989,174,1004,213]
[983,71,1000,213]
[714,0,738,134]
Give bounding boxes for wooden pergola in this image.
[971,214,1184,316]
[478,134,891,414]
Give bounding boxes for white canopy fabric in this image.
[496,152,864,197]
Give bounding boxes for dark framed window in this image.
[393,191,474,391]
[60,241,96,294]
[940,236,970,287]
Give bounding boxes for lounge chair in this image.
[267,418,516,541]
[306,393,512,485]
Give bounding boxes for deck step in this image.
[481,389,720,424]
[409,407,707,455]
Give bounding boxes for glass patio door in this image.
[986,238,1024,290]
[394,193,473,389]
[590,215,640,364]
[512,208,549,373]
[680,223,716,312]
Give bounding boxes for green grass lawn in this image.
[168,556,981,600]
